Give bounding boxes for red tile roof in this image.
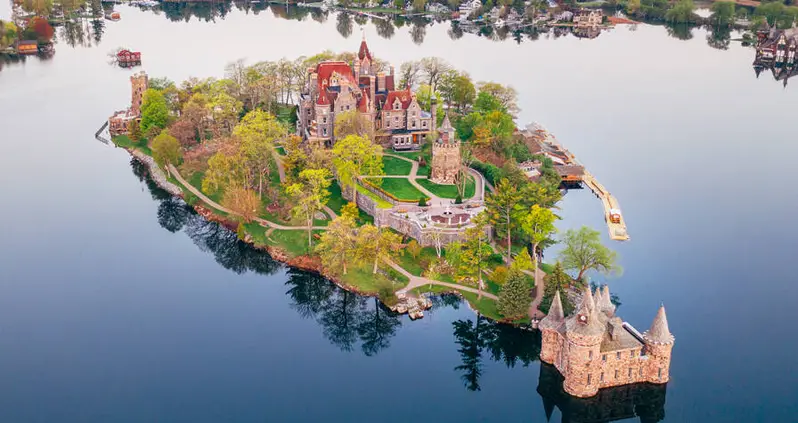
[317,89,330,106]
[357,94,369,112]
[383,88,413,110]
[315,61,354,91]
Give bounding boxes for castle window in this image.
[628,367,633,378]
[587,374,591,385]
[347,105,350,110]
[614,370,619,379]
[322,128,327,136]
[639,368,643,376]
[588,351,593,360]
[422,121,427,127]
[630,350,635,358]
[600,372,604,382]
[616,352,621,360]
[411,121,416,128]
[602,354,606,362]
[658,368,662,379]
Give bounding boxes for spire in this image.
[539,290,564,330]
[643,304,674,344]
[598,285,615,315]
[549,291,564,321]
[358,35,371,60]
[316,89,330,106]
[582,285,596,313]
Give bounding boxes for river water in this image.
[0,4,796,422]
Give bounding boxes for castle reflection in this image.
[537,363,667,423]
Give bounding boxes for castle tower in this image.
[430,136,460,185]
[642,305,675,384]
[539,290,565,365]
[358,34,372,76]
[314,90,332,140]
[130,71,148,117]
[562,286,604,398]
[439,112,454,142]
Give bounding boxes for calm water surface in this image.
[0,5,796,422]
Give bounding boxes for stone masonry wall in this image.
[594,347,648,390]
[562,333,603,398]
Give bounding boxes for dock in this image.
[582,170,629,241]
[519,122,630,242]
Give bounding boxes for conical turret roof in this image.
[598,285,615,315]
[582,285,596,313]
[564,286,604,338]
[539,290,565,330]
[643,304,674,344]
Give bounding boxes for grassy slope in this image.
[382,156,413,176]
[416,175,476,199]
[370,178,426,202]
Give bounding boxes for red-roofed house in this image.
[297,36,434,149]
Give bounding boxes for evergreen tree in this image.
[511,247,534,273]
[540,262,575,315]
[497,269,531,319]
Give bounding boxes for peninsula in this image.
[105,39,626,327]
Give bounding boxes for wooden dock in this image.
[582,170,629,241]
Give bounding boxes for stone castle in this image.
[108,71,148,136]
[539,286,674,398]
[297,37,435,149]
[430,112,460,185]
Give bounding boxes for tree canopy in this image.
[140,89,170,134]
[557,226,621,282]
[497,269,531,319]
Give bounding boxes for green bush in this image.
[492,265,509,285]
[419,196,428,206]
[455,195,463,204]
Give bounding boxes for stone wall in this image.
[431,141,461,184]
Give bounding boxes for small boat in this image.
[105,11,121,21]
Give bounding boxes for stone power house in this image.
[539,286,674,398]
[297,37,435,149]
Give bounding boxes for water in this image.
[1,4,797,422]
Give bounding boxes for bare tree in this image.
[420,57,452,92]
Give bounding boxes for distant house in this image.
[117,49,141,67]
[553,10,573,22]
[458,0,482,20]
[756,24,798,65]
[573,9,602,28]
[16,40,38,55]
[426,3,450,14]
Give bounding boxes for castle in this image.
[539,286,674,398]
[108,71,148,136]
[297,37,435,149]
[430,112,460,185]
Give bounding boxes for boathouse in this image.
[16,40,38,55]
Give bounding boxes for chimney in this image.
[390,65,395,76]
[377,71,386,92]
[430,97,437,134]
[369,75,376,111]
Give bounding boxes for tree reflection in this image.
[706,25,731,50]
[666,23,694,41]
[284,269,402,356]
[411,21,427,45]
[451,309,541,391]
[337,13,354,38]
[374,17,395,39]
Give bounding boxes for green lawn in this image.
[540,262,554,274]
[275,104,298,132]
[327,181,375,225]
[340,263,410,294]
[382,156,413,176]
[390,150,430,176]
[263,229,324,258]
[187,170,224,204]
[112,134,152,156]
[368,178,426,202]
[394,247,453,281]
[415,175,475,199]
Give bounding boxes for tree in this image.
[340,202,360,221]
[315,214,358,275]
[665,0,697,23]
[420,57,452,92]
[286,168,332,249]
[476,82,518,117]
[140,89,170,134]
[491,266,509,285]
[0,21,18,50]
[358,225,403,274]
[332,135,383,203]
[398,60,421,88]
[558,226,620,282]
[710,1,735,26]
[512,245,536,274]
[429,227,445,258]
[485,178,523,265]
[334,110,374,140]
[474,91,505,115]
[406,239,422,260]
[202,150,246,195]
[28,17,53,42]
[282,134,308,181]
[497,270,531,319]
[450,73,476,112]
[222,187,262,223]
[626,0,641,15]
[127,120,142,143]
[518,204,558,270]
[540,262,575,315]
[234,110,286,198]
[458,215,492,297]
[150,131,182,175]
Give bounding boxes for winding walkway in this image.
[168,164,327,231]
[383,153,489,206]
[386,259,499,301]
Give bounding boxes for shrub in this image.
[418,196,428,206]
[455,195,463,204]
[492,265,509,285]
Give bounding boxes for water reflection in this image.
[537,363,667,423]
[452,313,541,391]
